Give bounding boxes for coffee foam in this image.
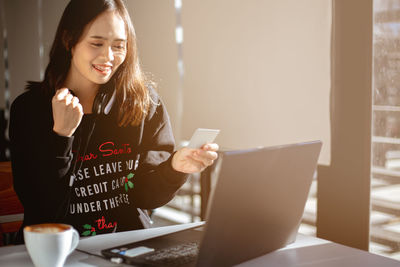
[25,223,70,233]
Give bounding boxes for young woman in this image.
[9,0,218,243]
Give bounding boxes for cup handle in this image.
[69,229,80,254]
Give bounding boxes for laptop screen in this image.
[197,141,322,266]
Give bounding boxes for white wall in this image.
[181,0,331,164]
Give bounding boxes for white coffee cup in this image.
[24,223,79,267]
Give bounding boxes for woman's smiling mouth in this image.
[93,64,112,75]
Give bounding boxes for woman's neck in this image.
[74,90,97,114]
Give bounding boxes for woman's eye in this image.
[114,45,125,50]
[91,43,102,47]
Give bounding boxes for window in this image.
[371,0,400,260]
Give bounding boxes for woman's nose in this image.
[104,46,114,61]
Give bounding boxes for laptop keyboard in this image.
[141,242,199,266]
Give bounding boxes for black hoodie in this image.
[9,82,188,241]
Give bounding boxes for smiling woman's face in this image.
[69,10,127,88]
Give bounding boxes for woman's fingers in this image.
[71,96,80,108]
[192,150,218,167]
[65,93,73,105]
[192,143,219,168]
[55,88,69,100]
[201,143,219,152]
[53,88,74,105]
[194,150,218,160]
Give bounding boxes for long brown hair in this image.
[43,0,150,126]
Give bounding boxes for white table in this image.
[0,222,399,267]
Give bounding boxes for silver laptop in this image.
[102,140,322,266]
